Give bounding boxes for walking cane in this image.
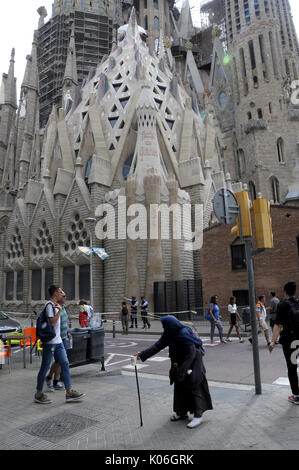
[131,355,143,427]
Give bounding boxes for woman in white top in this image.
[226,296,244,343]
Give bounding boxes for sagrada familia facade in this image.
[0,0,298,314]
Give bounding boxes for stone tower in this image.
[217,0,299,203]
[0,50,17,183]
[135,0,172,51]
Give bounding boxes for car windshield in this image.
[0,312,8,320]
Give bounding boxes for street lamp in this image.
[85,217,96,308]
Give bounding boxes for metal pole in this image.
[113,320,116,339]
[244,237,262,395]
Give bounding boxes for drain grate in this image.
[20,412,98,443]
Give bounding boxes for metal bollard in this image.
[113,320,116,339]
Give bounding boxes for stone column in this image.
[166,175,182,281]
[125,175,139,299]
[144,168,165,312]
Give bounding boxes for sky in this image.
[0,0,298,97]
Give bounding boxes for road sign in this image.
[213,188,239,225]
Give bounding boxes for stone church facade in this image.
[0,0,298,315]
[0,7,226,314]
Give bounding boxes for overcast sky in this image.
[0,0,298,97]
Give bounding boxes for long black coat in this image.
[139,337,213,416]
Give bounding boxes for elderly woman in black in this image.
[135,315,213,429]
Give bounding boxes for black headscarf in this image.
[160,315,202,348]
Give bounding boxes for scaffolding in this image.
[37,11,114,127]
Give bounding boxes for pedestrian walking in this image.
[34,285,85,405]
[206,295,227,344]
[123,295,139,328]
[140,296,151,329]
[269,281,299,405]
[248,295,271,346]
[120,301,130,335]
[79,300,89,328]
[46,290,72,391]
[268,291,280,344]
[134,315,213,428]
[225,296,244,343]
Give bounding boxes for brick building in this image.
[200,205,299,310]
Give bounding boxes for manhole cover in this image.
[20,412,98,443]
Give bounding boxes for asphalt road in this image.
[5,329,290,388]
[104,333,290,386]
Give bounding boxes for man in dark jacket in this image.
[269,281,299,405]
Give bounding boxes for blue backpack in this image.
[36,302,56,344]
[205,308,212,321]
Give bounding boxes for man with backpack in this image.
[269,281,299,405]
[119,301,129,335]
[35,285,85,405]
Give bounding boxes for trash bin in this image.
[242,307,251,325]
[67,328,90,365]
[87,327,105,361]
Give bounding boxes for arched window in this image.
[122,154,135,180]
[270,177,280,203]
[239,148,245,174]
[277,137,285,163]
[154,16,159,31]
[153,0,159,9]
[144,15,148,30]
[249,181,256,201]
[85,156,93,192]
[155,38,159,53]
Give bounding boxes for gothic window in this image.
[5,272,14,301]
[32,221,54,258]
[64,213,90,255]
[248,112,252,120]
[277,138,285,163]
[257,108,263,119]
[144,0,147,9]
[155,38,159,52]
[249,181,256,201]
[271,177,280,204]
[123,154,135,180]
[218,91,228,109]
[85,157,93,190]
[119,97,130,108]
[45,268,54,300]
[63,266,75,300]
[31,269,42,301]
[154,17,159,31]
[145,15,148,30]
[16,271,24,301]
[153,0,159,9]
[79,265,91,300]
[6,227,24,262]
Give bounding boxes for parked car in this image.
[0,312,22,336]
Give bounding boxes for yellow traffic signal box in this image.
[231,190,252,238]
[252,198,274,249]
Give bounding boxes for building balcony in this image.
[244,119,268,134]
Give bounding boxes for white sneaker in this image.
[46,379,54,392]
[187,417,203,429]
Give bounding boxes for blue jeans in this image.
[37,342,71,391]
[209,319,224,342]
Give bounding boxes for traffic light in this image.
[231,190,252,238]
[252,197,274,249]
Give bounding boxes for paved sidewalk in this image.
[0,353,298,450]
